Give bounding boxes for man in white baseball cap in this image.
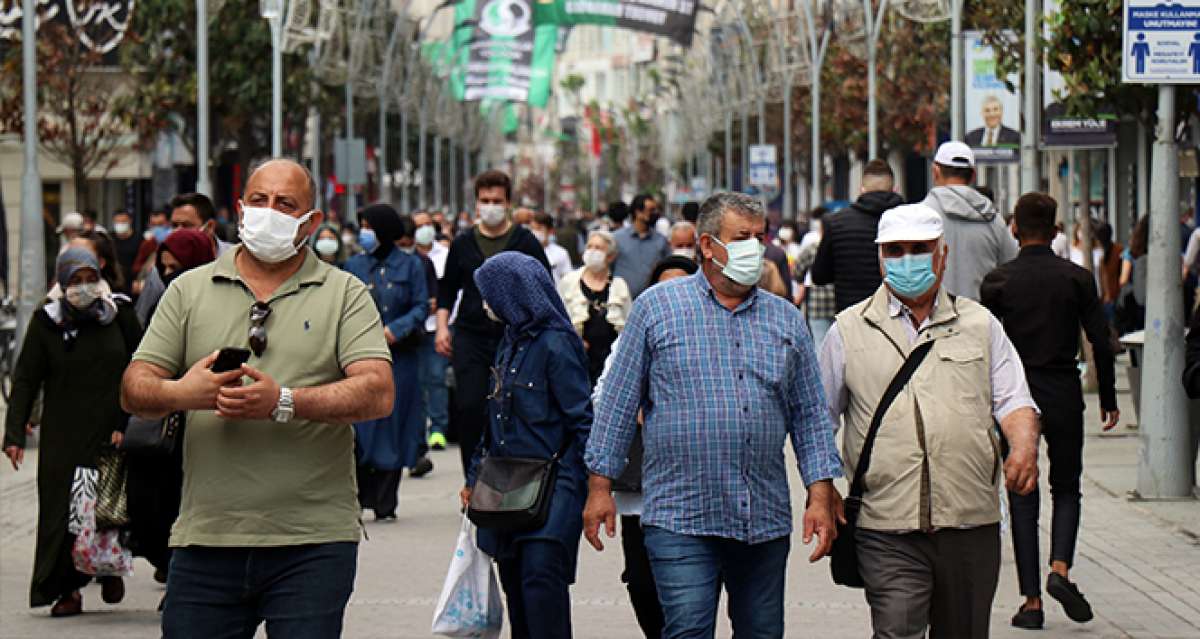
[922,141,1018,300]
[818,201,1040,639]
[56,212,86,256]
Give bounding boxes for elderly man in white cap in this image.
[921,141,1018,300]
[818,203,1040,639]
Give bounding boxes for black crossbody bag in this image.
[467,429,571,534]
[830,340,934,588]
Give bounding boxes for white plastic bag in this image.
[431,516,503,638]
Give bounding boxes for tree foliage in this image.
[0,20,127,207]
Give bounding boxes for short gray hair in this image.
[669,220,696,239]
[246,158,319,211]
[696,192,765,239]
[587,229,617,256]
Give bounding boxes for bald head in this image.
[245,159,318,213]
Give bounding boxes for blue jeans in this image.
[807,317,833,351]
[418,336,450,436]
[496,540,573,639]
[162,542,358,639]
[642,526,789,639]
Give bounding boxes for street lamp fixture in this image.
[262,0,285,156]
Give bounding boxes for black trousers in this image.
[1004,370,1085,598]
[356,466,402,518]
[620,516,664,638]
[857,524,1001,639]
[451,330,501,478]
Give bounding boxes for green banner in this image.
[448,0,556,107]
[532,0,697,46]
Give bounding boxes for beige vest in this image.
[837,286,1001,531]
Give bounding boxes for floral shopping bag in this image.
[69,466,133,577]
[431,516,503,638]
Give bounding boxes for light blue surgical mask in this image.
[358,228,378,253]
[712,237,765,286]
[151,225,171,243]
[884,253,938,299]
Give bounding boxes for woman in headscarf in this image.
[311,223,345,266]
[2,248,142,616]
[460,252,592,639]
[125,228,216,592]
[344,204,428,521]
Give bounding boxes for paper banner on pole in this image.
[450,0,556,107]
[1121,0,1200,84]
[1042,0,1118,147]
[748,145,778,188]
[963,31,1020,164]
[532,0,697,46]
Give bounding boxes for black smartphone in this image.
[210,347,251,373]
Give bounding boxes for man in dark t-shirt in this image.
[435,170,549,475]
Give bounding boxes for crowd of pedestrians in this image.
[2,138,1186,639]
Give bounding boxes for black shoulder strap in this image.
[848,339,935,500]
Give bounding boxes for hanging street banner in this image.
[1122,0,1200,83]
[532,0,697,47]
[0,0,135,59]
[1043,0,1118,147]
[450,0,556,107]
[963,31,1020,163]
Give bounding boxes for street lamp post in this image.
[863,0,889,160]
[1020,0,1040,193]
[196,0,211,196]
[801,0,832,208]
[261,0,285,157]
[18,0,45,347]
[950,0,964,140]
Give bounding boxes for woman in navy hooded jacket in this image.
[460,252,592,639]
[344,204,428,520]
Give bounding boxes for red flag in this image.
[591,123,602,159]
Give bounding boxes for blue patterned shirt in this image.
[585,271,843,543]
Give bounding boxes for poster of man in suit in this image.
[964,31,1021,163]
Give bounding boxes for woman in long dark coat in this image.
[461,252,593,639]
[3,248,142,616]
[344,205,428,520]
[125,229,216,585]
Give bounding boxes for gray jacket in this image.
[922,185,1018,300]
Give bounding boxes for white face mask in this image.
[532,228,549,245]
[65,282,102,309]
[315,238,339,256]
[415,225,436,246]
[239,203,313,264]
[478,204,506,227]
[113,222,132,237]
[672,247,696,260]
[583,248,608,272]
[777,227,794,243]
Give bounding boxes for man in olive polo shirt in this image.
[121,159,394,638]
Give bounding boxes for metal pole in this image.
[1020,0,1040,193]
[400,109,409,213]
[418,110,427,209]
[725,112,734,190]
[270,16,283,157]
[463,140,471,211]
[950,0,964,140]
[379,99,388,204]
[591,157,599,214]
[344,76,354,219]
[196,0,211,197]
[784,79,793,218]
[450,139,459,216]
[1138,116,1150,219]
[543,151,550,213]
[18,0,45,346]
[1139,85,1192,498]
[864,0,887,160]
[433,135,442,211]
[741,109,749,190]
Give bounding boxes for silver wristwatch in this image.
[271,387,295,423]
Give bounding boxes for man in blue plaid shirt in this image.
[583,192,844,638]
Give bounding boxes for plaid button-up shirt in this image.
[585,272,843,543]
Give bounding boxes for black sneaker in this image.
[410,456,434,478]
[1011,604,1044,630]
[1046,573,1094,623]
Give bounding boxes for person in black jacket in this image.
[811,159,904,311]
[980,192,1119,631]
[435,170,550,477]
